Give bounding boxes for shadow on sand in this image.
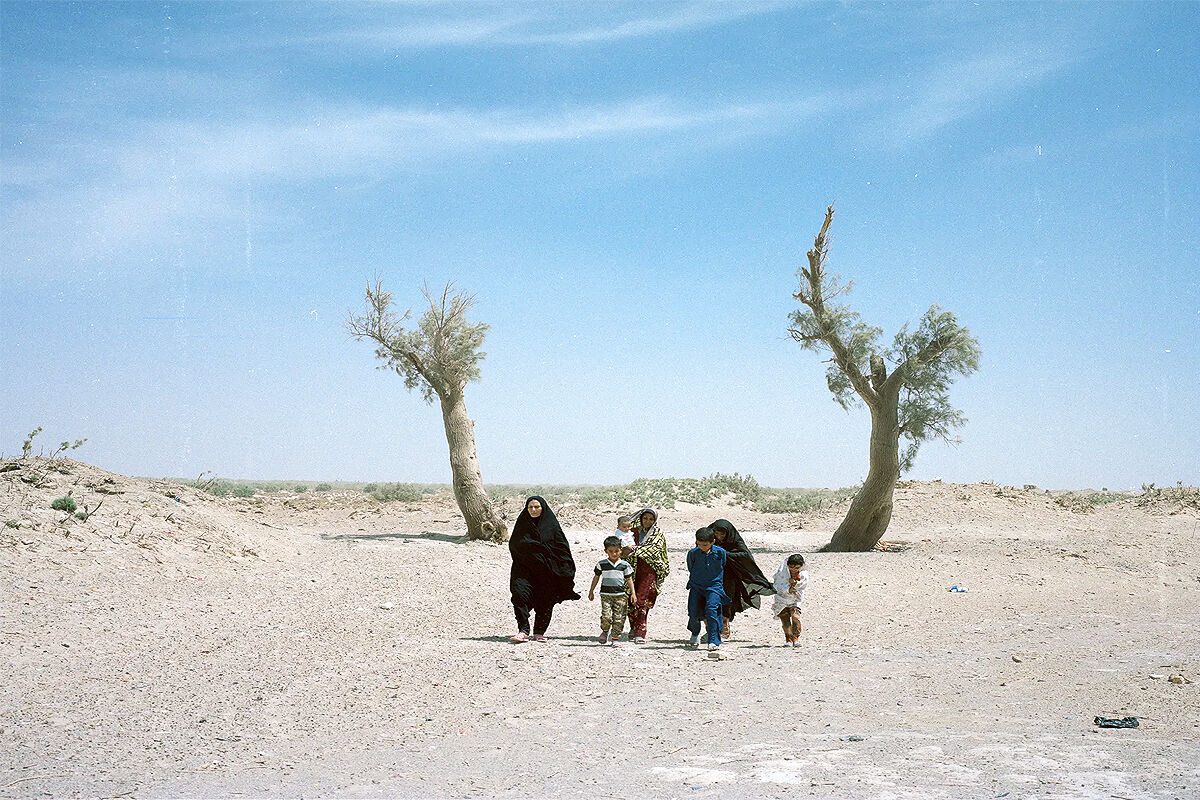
[458,634,695,650]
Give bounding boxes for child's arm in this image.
[588,573,600,601]
[626,575,637,605]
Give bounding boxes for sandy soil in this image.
[2,459,1198,799]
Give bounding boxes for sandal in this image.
[534,634,549,642]
[509,632,529,643]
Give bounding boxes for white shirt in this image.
[772,564,809,615]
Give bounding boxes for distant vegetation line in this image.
[169,473,1197,515]
[172,472,858,514]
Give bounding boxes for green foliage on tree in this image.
[350,280,488,405]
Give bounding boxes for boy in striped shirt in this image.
[588,535,638,646]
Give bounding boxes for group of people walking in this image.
[507,495,809,652]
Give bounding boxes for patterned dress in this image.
[626,508,670,639]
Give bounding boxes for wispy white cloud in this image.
[872,44,1083,147]
[114,96,812,183]
[2,93,828,276]
[514,3,789,46]
[321,1,793,50]
[325,15,526,49]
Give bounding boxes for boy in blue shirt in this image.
[686,526,730,655]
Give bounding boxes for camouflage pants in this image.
[600,593,629,637]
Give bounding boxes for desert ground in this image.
[2,458,1198,799]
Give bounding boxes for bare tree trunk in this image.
[824,385,901,552]
[438,390,507,542]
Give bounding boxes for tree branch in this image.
[883,330,955,394]
[786,329,825,344]
[870,353,888,394]
[795,205,878,408]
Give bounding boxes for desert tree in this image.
[788,206,981,552]
[347,280,507,542]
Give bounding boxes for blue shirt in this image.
[686,545,726,591]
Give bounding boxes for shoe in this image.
[708,643,720,652]
[609,639,621,647]
[598,633,609,644]
[791,640,800,648]
[534,634,549,642]
[509,632,529,643]
[686,634,700,648]
[632,636,646,644]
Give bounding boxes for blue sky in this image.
[2,1,1197,490]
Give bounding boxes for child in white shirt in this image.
[772,553,809,647]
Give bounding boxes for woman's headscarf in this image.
[709,518,774,613]
[509,496,579,603]
[628,507,670,590]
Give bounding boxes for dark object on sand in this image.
[1093,716,1139,728]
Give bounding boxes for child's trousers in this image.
[599,593,629,636]
[779,606,802,639]
[687,588,724,647]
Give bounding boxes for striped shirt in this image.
[594,557,634,594]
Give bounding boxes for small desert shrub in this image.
[370,482,422,502]
[74,511,89,521]
[22,426,43,458]
[231,484,255,498]
[4,519,20,529]
[1137,481,1200,512]
[314,482,333,492]
[50,496,78,513]
[754,486,858,514]
[1055,491,1127,513]
[294,485,307,493]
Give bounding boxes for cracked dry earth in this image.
[3,460,1199,799]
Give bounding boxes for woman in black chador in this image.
[508,496,579,642]
[709,518,775,640]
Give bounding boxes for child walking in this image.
[588,535,637,645]
[686,527,730,655]
[772,554,809,647]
